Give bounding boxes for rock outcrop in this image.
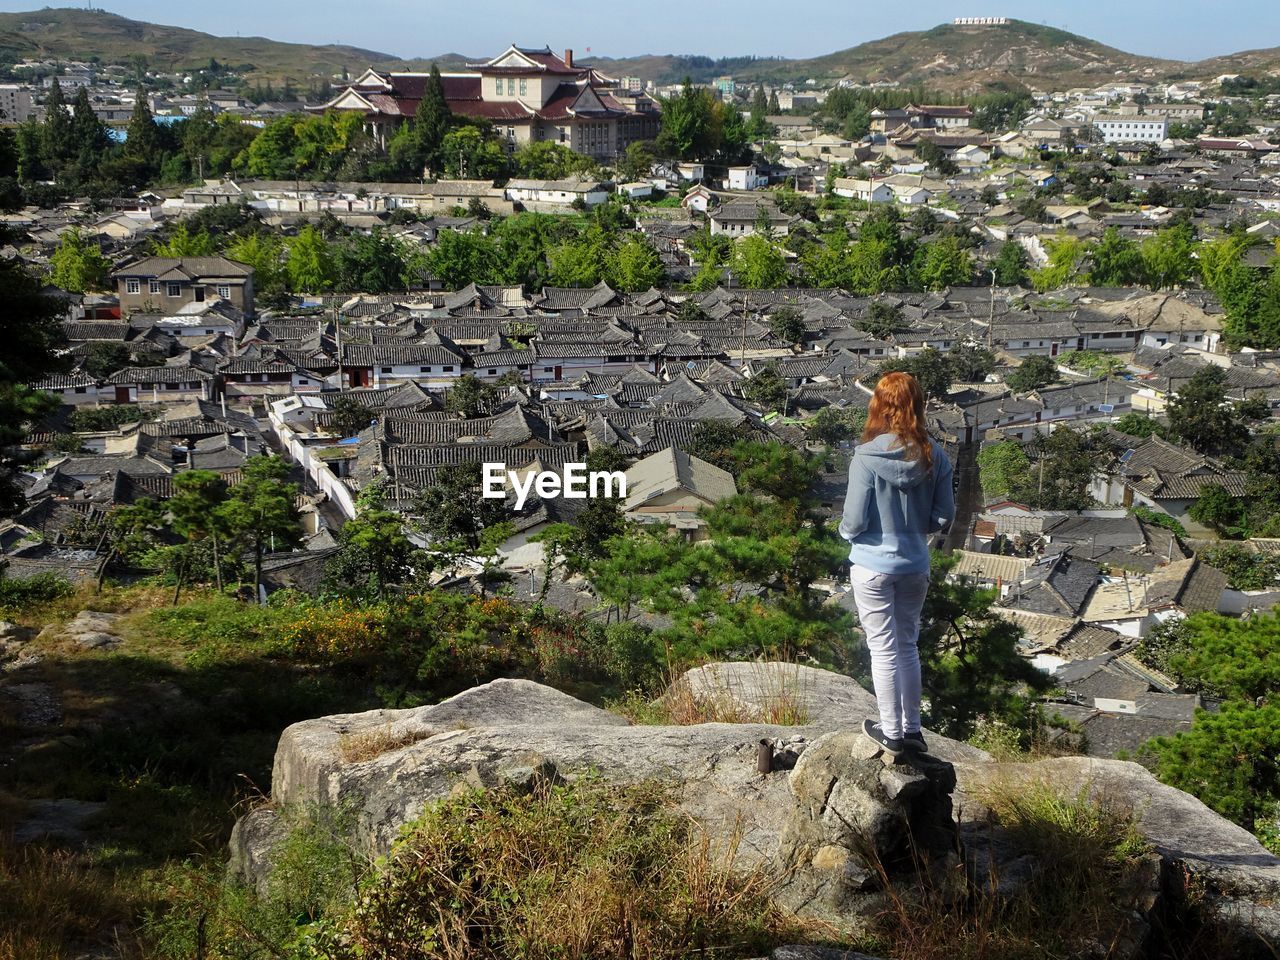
[230,663,1280,952]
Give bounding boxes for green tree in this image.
[150,223,215,257]
[742,363,787,413]
[82,342,131,378]
[236,113,299,178]
[0,260,68,514]
[1005,355,1060,393]
[123,87,163,175]
[1144,700,1280,832]
[767,305,805,345]
[69,85,108,172]
[1088,227,1144,286]
[547,225,609,287]
[1015,428,1098,510]
[655,80,722,160]
[805,406,866,446]
[426,228,503,289]
[413,461,511,561]
[915,236,972,291]
[977,441,1031,500]
[49,227,111,293]
[876,347,952,401]
[1188,482,1250,538]
[445,374,498,419]
[286,224,337,292]
[619,140,656,182]
[168,469,232,590]
[40,78,75,172]
[335,229,409,293]
[1113,412,1165,439]
[992,239,1028,287]
[324,481,421,600]
[857,300,902,340]
[225,233,285,295]
[605,234,665,292]
[731,234,788,288]
[391,64,451,176]
[440,126,507,180]
[1166,365,1249,458]
[1031,234,1087,292]
[919,552,1053,741]
[946,343,997,383]
[215,455,301,601]
[326,395,374,438]
[511,141,598,180]
[1139,224,1196,290]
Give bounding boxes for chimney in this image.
[564,48,574,68]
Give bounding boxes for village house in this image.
[111,256,255,317]
[318,46,660,161]
[623,446,737,536]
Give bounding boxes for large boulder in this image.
[231,664,1280,952]
[770,730,959,931]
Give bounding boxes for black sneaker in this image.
[902,731,929,753]
[861,718,904,756]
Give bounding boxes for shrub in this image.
[0,572,74,613]
[305,774,812,959]
[144,802,365,959]
[68,405,154,432]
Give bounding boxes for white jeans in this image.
[848,564,930,740]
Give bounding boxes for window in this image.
[217,285,231,299]
[74,386,87,394]
[381,366,393,374]
[494,78,502,94]
[125,278,140,294]
[298,379,309,386]
[507,78,515,95]
[148,280,160,294]
[488,369,497,375]
[420,366,430,373]
[165,382,179,391]
[166,283,181,297]
[443,365,454,372]
[519,78,527,96]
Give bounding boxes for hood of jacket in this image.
[854,433,934,491]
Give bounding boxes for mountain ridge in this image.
[0,8,1275,94]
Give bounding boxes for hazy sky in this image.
[3,0,1276,62]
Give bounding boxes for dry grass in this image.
[612,659,812,726]
[855,775,1167,960]
[310,774,837,960]
[336,724,434,763]
[0,841,144,960]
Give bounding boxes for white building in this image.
[1092,115,1169,144]
[832,178,894,203]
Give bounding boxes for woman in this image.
[839,371,955,757]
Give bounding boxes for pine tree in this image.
[41,78,75,173]
[415,65,452,176]
[125,88,161,163]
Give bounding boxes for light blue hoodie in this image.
[838,433,955,576]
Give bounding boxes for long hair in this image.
[860,370,933,471]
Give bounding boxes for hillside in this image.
[779,21,1177,90]
[0,7,432,84]
[0,8,1275,96]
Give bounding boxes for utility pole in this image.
[988,268,996,352]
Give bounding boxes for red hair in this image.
[861,371,933,471]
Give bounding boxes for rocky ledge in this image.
[230,662,1280,954]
